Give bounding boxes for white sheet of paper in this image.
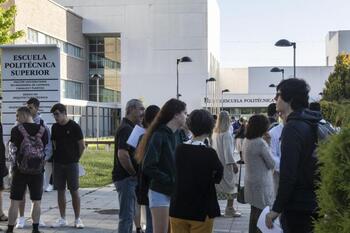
[257,206,283,233]
[127,125,146,148]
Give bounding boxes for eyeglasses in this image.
[53,112,61,116]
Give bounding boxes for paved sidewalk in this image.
[0,184,249,233]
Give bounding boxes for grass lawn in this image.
[79,150,114,188]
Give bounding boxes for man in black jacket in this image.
[266,79,322,233]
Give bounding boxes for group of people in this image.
[0,98,86,233]
[0,77,325,233]
[114,98,246,233]
[115,78,325,233]
[242,78,326,233]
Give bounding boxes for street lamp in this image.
[90,73,103,143]
[270,67,285,80]
[205,77,216,108]
[275,39,296,78]
[176,56,192,99]
[221,89,229,110]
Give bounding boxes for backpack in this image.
[17,124,46,175]
[307,120,336,187]
[316,119,337,142]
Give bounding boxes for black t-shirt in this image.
[112,118,138,182]
[10,123,49,169]
[51,120,84,164]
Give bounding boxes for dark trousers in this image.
[249,206,262,233]
[281,210,318,233]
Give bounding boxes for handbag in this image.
[0,164,8,178]
[237,162,246,204]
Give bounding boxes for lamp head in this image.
[221,89,229,93]
[206,77,216,82]
[90,73,102,80]
[275,39,293,47]
[270,67,282,72]
[269,84,276,88]
[178,56,192,63]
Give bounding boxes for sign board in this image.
[1,45,60,140]
[206,94,275,108]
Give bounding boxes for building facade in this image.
[326,30,350,66]
[217,66,334,117]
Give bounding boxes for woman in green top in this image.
[136,98,187,233]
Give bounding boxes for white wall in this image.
[248,66,334,102]
[55,0,212,113]
[219,68,248,94]
[338,31,350,56]
[326,31,339,66]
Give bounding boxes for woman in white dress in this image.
[211,111,241,217]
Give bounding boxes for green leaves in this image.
[0,1,24,45]
[323,54,350,101]
[315,126,350,233]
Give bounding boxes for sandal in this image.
[0,213,8,221]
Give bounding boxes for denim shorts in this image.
[148,189,170,208]
[53,162,79,191]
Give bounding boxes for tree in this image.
[314,126,350,233]
[0,0,24,44]
[322,54,350,101]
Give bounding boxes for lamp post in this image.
[90,74,103,142]
[275,39,296,78]
[270,67,285,80]
[176,56,192,99]
[221,89,229,111]
[205,77,216,108]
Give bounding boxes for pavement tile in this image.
[0,184,250,232]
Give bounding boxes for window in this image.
[88,36,121,103]
[27,28,83,59]
[62,80,83,100]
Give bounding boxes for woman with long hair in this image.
[212,111,241,217]
[135,105,160,233]
[243,114,275,233]
[136,99,187,233]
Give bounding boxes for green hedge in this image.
[314,126,350,233]
[320,100,350,127]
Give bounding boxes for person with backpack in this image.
[14,97,53,229]
[6,107,49,233]
[265,79,322,233]
[50,103,85,229]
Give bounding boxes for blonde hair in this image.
[213,111,230,133]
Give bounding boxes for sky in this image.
[218,0,350,68]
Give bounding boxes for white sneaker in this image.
[15,216,26,229]
[45,184,54,192]
[39,219,46,227]
[74,218,84,229]
[51,218,68,228]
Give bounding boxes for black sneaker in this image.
[136,228,144,233]
[32,229,42,233]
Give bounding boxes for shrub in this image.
[314,125,350,233]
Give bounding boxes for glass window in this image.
[62,80,83,99]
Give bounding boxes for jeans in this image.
[115,176,137,233]
[145,205,153,233]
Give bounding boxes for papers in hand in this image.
[257,206,283,233]
[127,125,146,148]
